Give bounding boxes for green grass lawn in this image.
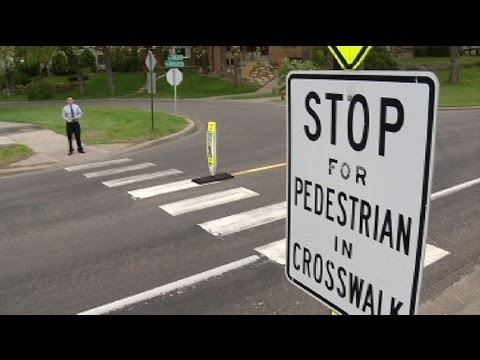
[397,56,480,68]
[0,144,34,167]
[154,70,258,98]
[2,62,480,106]
[0,107,188,144]
[45,72,146,99]
[435,67,480,106]
[0,70,258,101]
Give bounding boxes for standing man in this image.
[62,96,85,155]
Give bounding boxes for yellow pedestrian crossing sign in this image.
[207,121,217,175]
[328,46,372,70]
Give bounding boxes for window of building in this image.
[171,46,191,58]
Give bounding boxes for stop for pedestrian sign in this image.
[286,71,439,315]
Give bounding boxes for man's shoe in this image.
[68,150,74,155]
[78,149,85,153]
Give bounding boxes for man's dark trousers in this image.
[66,121,83,152]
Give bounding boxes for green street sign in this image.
[168,54,184,61]
[165,60,184,68]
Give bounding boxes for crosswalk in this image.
[160,187,258,216]
[253,239,450,267]
[64,158,288,239]
[84,162,156,178]
[199,201,286,237]
[102,169,183,188]
[64,158,451,268]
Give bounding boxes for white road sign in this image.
[286,71,439,315]
[166,68,183,86]
[145,51,157,72]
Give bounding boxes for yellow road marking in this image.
[232,162,287,176]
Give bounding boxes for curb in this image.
[118,115,197,154]
[0,163,55,176]
[439,106,480,111]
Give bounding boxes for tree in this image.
[23,46,57,77]
[231,46,242,85]
[449,46,461,84]
[60,46,87,95]
[95,46,115,96]
[0,46,16,97]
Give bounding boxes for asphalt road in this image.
[0,99,478,314]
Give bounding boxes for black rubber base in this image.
[191,173,234,184]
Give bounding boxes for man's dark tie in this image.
[70,105,75,120]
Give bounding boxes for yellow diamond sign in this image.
[328,46,373,70]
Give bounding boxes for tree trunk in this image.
[449,46,461,84]
[4,69,12,97]
[103,46,115,96]
[61,46,87,95]
[326,50,335,69]
[76,66,86,95]
[233,55,242,86]
[219,47,226,76]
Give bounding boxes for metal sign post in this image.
[166,68,183,116]
[174,71,177,115]
[145,50,157,131]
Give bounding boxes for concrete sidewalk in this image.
[0,117,196,176]
[0,121,129,170]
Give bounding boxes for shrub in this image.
[364,47,399,70]
[25,80,55,100]
[111,48,128,72]
[312,47,327,67]
[414,46,450,57]
[277,58,321,97]
[126,52,141,72]
[79,49,96,71]
[16,61,40,77]
[67,74,89,82]
[52,53,73,75]
[54,82,77,93]
[13,70,31,85]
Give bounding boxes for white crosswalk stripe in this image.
[128,179,213,200]
[64,158,132,172]
[160,187,259,216]
[254,239,286,265]
[102,169,183,188]
[255,239,450,267]
[199,201,287,237]
[423,244,450,266]
[83,162,156,178]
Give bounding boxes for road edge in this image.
[118,114,197,154]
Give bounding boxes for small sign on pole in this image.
[207,121,217,176]
[165,60,185,68]
[327,46,372,70]
[166,68,183,115]
[145,50,157,72]
[191,120,233,185]
[145,50,158,131]
[169,54,184,61]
